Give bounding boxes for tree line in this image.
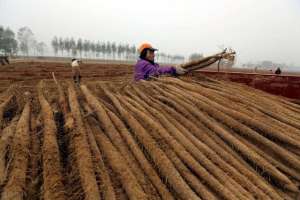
[0,25,191,63]
[51,36,185,63]
[0,26,47,56]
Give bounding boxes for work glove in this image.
[175,65,187,75]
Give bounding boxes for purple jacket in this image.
[134,59,176,81]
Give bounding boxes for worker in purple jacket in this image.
[134,43,186,81]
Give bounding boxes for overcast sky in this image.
[1,0,300,65]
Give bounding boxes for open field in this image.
[0,61,300,199]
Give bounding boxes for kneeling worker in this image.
[71,58,81,85]
[134,43,186,81]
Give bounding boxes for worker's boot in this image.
[75,75,80,86]
[78,75,82,85]
[73,76,77,84]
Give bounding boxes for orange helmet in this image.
[138,43,158,54]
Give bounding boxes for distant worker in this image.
[254,67,258,73]
[275,67,282,75]
[134,43,186,81]
[71,58,81,85]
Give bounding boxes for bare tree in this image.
[101,42,106,59]
[106,41,112,59]
[95,41,101,58]
[17,27,35,56]
[124,44,130,60]
[83,40,90,58]
[51,36,59,56]
[70,38,77,57]
[36,42,47,56]
[117,43,123,59]
[64,38,71,56]
[77,38,83,58]
[58,37,64,56]
[31,39,38,56]
[90,41,96,58]
[130,45,136,60]
[111,42,116,60]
